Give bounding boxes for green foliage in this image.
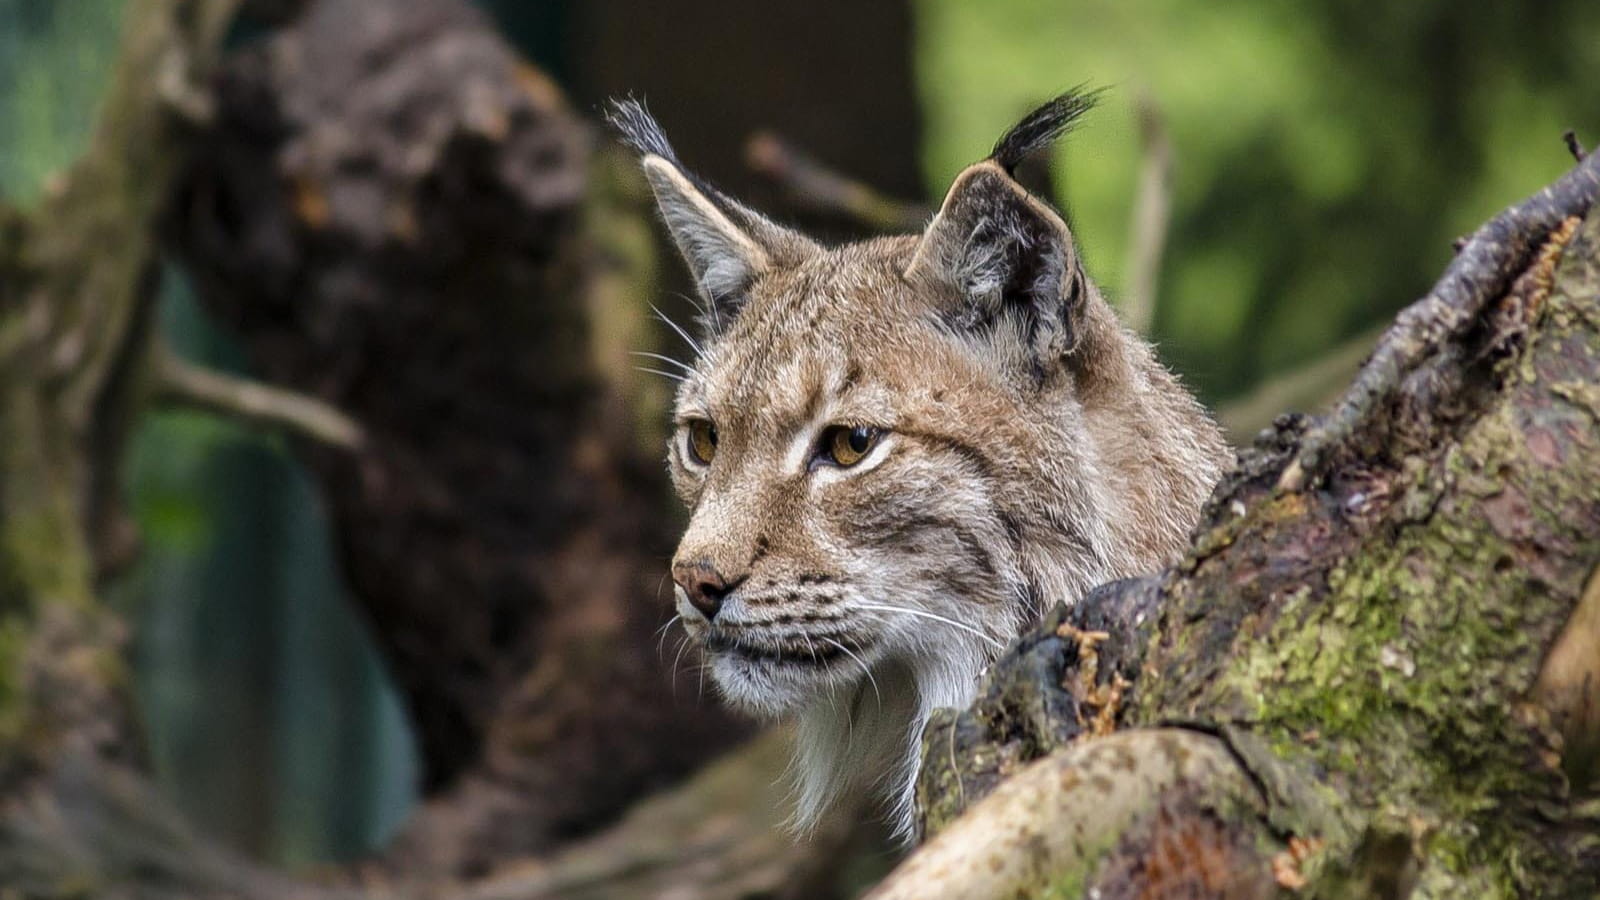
[0,0,125,204]
[915,0,1600,400]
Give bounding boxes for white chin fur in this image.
[708,650,844,717]
[687,595,1000,842]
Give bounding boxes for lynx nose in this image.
[673,562,745,622]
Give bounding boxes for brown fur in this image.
[611,94,1231,840]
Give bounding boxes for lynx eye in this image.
[822,425,880,468]
[686,419,718,465]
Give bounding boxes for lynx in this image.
[610,91,1231,841]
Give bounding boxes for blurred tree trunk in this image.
[564,0,924,228]
[163,0,757,880]
[0,0,258,891]
[162,0,925,881]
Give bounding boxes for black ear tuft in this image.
[601,95,822,330]
[604,96,681,165]
[990,86,1102,176]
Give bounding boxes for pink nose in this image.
[673,562,744,622]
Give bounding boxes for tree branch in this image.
[1,0,242,773]
[457,729,885,900]
[1564,130,1588,163]
[1216,326,1384,443]
[152,344,366,450]
[744,131,931,231]
[874,730,1267,899]
[1280,146,1600,490]
[1121,91,1174,336]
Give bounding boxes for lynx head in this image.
[610,93,1228,840]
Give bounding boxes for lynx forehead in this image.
[610,92,1230,841]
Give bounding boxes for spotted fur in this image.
[612,91,1231,842]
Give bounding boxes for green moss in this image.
[1118,214,1600,895]
[1039,870,1090,900]
[0,617,28,746]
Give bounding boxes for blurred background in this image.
[2,0,1596,883]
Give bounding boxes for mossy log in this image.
[893,163,1600,898]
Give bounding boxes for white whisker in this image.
[801,633,842,725]
[705,289,726,333]
[670,289,715,328]
[821,636,881,708]
[651,303,704,356]
[856,604,1005,652]
[634,365,685,383]
[629,350,695,373]
[653,613,682,659]
[670,634,692,697]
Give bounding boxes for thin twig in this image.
[1122,91,1174,335]
[153,344,366,450]
[1564,130,1588,163]
[745,131,932,232]
[1216,327,1384,444]
[1278,146,1600,491]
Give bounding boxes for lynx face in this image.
[611,94,1230,840]
[666,240,1042,719]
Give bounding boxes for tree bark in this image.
[889,169,1600,897]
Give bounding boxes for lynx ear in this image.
[607,98,815,327]
[906,91,1099,371]
[638,157,769,303]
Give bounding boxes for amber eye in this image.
[823,425,880,468]
[686,420,718,465]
